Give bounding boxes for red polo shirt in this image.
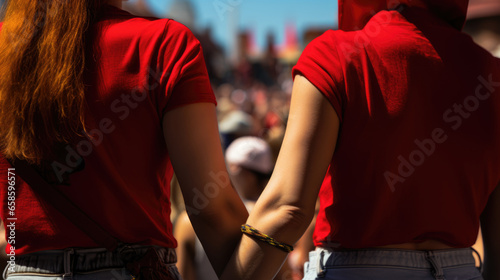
[0,5,215,255]
[293,6,500,248]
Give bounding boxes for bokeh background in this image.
[0,0,499,279]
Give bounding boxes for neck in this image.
[108,0,122,9]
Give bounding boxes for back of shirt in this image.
[0,6,215,254]
[293,7,500,248]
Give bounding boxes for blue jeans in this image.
[3,246,182,280]
[303,247,483,280]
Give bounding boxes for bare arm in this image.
[163,103,248,276]
[481,181,500,280]
[221,75,340,280]
[174,212,197,280]
[288,208,317,280]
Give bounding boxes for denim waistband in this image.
[306,247,481,280]
[5,245,177,278]
[310,247,476,269]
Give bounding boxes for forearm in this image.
[289,212,317,276]
[221,203,314,280]
[221,76,339,279]
[163,103,249,276]
[296,205,317,252]
[185,188,248,276]
[220,173,317,279]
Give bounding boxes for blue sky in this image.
[146,0,338,51]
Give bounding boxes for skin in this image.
[174,210,295,280]
[287,215,316,280]
[114,0,497,277]
[109,1,249,275]
[174,164,294,280]
[174,212,197,280]
[174,164,259,280]
[481,182,500,280]
[163,103,248,276]
[221,75,339,279]
[221,75,495,279]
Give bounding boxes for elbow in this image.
[248,201,315,244]
[274,204,315,243]
[277,204,314,230]
[274,192,317,231]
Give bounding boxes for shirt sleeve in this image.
[292,31,345,121]
[157,20,216,115]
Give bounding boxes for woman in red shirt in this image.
[0,0,247,279]
[222,0,500,279]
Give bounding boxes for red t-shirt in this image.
[0,6,216,255]
[293,7,500,248]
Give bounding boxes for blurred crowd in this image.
[0,0,498,279]
[167,2,500,279]
[169,28,302,280]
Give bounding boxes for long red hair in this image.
[0,0,104,164]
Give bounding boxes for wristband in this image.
[241,224,294,253]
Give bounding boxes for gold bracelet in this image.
[241,224,294,253]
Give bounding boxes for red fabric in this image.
[293,5,500,248]
[0,6,215,255]
[339,0,469,31]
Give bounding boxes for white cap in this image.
[219,110,253,134]
[225,137,273,174]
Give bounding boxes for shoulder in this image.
[163,20,196,39]
[98,7,197,43]
[162,20,201,49]
[122,18,199,49]
[97,14,201,56]
[293,30,349,117]
[305,30,348,53]
[297,29,350,73]
[301,29,360,67]
[121,18,196,42]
